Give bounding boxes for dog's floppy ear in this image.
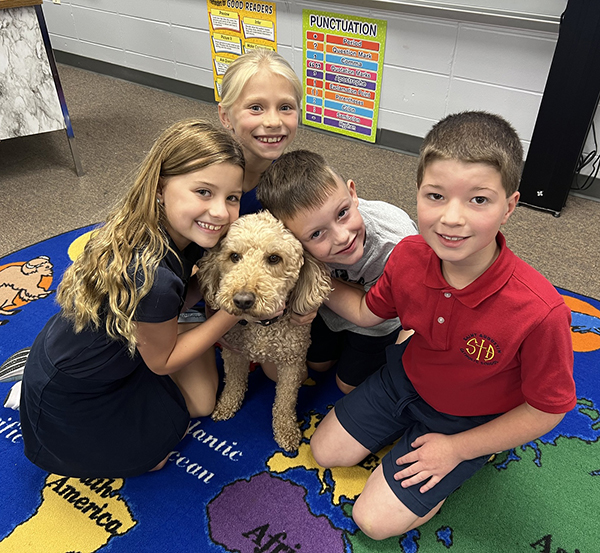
[195,247,222,309]
[288,251,331,315]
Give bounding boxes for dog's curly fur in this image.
[196,211,331,451]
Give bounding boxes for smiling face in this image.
[417,158,519,287]
[158,162,244,251]
[218,71,299,176]
[284,177,366,266]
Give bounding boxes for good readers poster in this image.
[207,0,277,101]
[302,10,387,143]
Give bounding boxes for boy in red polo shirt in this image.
[310,111,576,540]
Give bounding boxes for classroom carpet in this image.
[0,225,598,553]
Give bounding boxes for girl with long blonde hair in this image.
[19,119,246,477]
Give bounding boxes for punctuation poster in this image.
[207,0,278,101]
[302,10,387,143]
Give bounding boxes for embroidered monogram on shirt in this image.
[460,333,501,365]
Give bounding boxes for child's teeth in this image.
[199,222,221,230]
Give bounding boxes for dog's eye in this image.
[230,253,242,263]
[267,254,281,265]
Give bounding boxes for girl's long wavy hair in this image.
[57,119,245,353]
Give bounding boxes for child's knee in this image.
[352,500,397,540]
[190,402,215,419]
[309,431,349,468]
[352,497,415,540]
[335,374,355,395]
[309,436,333,468]
[307,359,335,372]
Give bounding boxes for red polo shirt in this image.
[365,233,576,417]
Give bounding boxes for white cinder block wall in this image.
[42,0,599,167]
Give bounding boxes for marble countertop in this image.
[0,0,42,10]
[0,3,65,140]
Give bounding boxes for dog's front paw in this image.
[273,419,302,452]
[211,399,238,422]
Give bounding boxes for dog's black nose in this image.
[233,291,255,310]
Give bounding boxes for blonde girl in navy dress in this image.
[20,120,246,477]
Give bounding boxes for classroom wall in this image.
[41,0,599,167]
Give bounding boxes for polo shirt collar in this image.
[163,236,205,283]
[423,232,516,308]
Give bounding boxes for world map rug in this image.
[0,225,599,553]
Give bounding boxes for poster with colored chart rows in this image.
[302,10,387,143]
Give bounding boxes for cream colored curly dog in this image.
[197,211,331,451]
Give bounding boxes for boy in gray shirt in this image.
[257,150,417,393]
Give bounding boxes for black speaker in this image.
[518,0,600,216]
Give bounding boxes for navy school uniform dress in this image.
[19,239,204,478]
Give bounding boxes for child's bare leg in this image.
[310,407,370,467]
[170,322,219,418]
[352,464,444,540]
[335,374,355,395]
[261,361,278,382]
[262,361,308,384]
[170,348,218,418]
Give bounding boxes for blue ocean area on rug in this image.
[0,226,598,553]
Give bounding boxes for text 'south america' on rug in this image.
[0,225,598,553]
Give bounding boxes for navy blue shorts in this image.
[307,313,400,387]
[335,340,499,517]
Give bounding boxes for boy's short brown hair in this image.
[257,150,342,221]
[417,111,523,196]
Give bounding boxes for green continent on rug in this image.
[1,226,598,553]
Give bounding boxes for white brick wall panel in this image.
[42,2,77,39]
[119,17,174,61]
[378,108,438,139]
[172,26,211,68]
[380,66,449,121]
[117,0,172,23]
[48,34,79,55]
[70,0,120,13]
[383,14,457,75]
[169,0,209,29]
[275,3,294,47]
[124,52,178,79]
[175,63,215,89]
[447,78,543,141]
[72,40,126,66]
[454,25,557,92]
[70,6,124,49]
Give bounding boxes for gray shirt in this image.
[319,198,418,336]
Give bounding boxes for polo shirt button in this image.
[437,317,445,324]
[444,292,452,298]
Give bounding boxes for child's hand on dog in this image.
[290,309,318,326]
